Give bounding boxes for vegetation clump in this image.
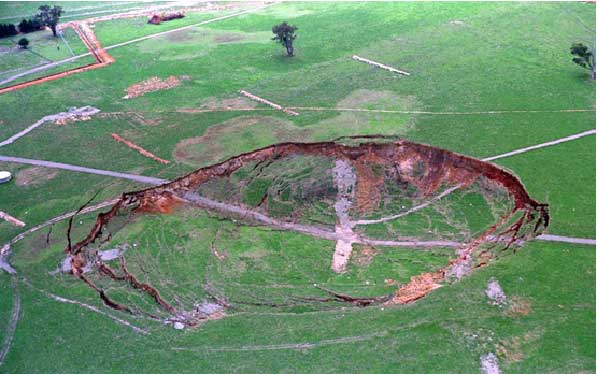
[0,23,18,38]
[36,4,63,37]
[570,42,595,80]
[17,38,29,49]
[17,18,43,33]
[272,21,298,56]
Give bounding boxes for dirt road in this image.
[0,155,168,185]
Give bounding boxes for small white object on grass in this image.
[0,171,12,184]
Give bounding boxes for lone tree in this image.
[17,38,29,49]
[37,5,63,37]
[272,21,297,57]
[570,43,595,80]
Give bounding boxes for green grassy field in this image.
[0,2,594,373]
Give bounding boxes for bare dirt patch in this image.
[164,28,194,42]
[214,33,246,43]
[496,330,541,363]
[124,75,187,99]
[173,115,307,166]
[505,296,532,317]
[196,96,258,111]
[53,113,95,126]
[15,167,58,186]
[353,246,378,267]
[353,160,384,213]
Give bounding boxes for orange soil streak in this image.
[353,160,384,213]
[0,22,113,95]
[124,76,182,99]
[111,133,170,165]
[135,190,183,214]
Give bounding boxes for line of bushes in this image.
[0,23,18,38]
[0,18,44,39]
[18,18,44,33]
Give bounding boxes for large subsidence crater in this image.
[63,136,549,327]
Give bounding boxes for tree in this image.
[18,38,29,49]
[570,43,595,80]
[272,21,297,57]
[0,23,18,38]
[37,4,63,37]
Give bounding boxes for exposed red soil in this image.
[111,133,170,164]
[67,136,549,317]
[353,160,384,213]
[124,76,183,99]
[390,271,443,304]
[134,190,184,214]
[354,245,378,266]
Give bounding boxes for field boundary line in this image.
[482,129,596,161]
[100,107,595,116]
[172,331,388,352]
[287,106,596,115]
[0,276,20,368]
[22,279,148,335]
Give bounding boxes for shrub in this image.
[18,38,29,49]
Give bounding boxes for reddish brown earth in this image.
[353,160,384,213]
[124,76,184,99]
[66,136,549,321]
[111,133,170,164]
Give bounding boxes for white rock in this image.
[173,322,185,330]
